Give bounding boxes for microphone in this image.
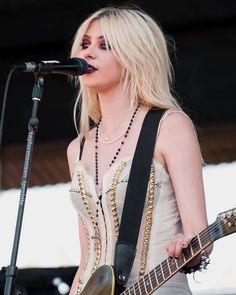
[13,58,88,76]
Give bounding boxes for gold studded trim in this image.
[77,172,101,273]
[76,216,90,295]
[139,164,155,277]
[70,188,93,198]
[108,161,126,238]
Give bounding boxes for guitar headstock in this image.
[216,207,236,238]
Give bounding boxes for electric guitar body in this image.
[81,207,236,295]
[81,265,116,295]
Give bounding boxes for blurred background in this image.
[0,0,236,294]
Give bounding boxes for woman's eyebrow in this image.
[83,34,105,40]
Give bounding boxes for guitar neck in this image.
[122,221,220,295]
[78,208,235,295]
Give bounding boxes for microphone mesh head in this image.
[72,58,88,75]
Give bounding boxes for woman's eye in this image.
[80,42,90,49]
[80,41,111,50]
[100,43,111,50]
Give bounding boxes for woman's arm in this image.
[67,137,80,179]
[156,111,213,264]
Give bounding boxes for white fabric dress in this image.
[70,111,192,294]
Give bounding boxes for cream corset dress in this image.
[70,111,192,295]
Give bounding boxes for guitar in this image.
[81,207,236,295]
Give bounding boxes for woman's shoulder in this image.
[162,108,191,121]
[158,108,194,135]
[67,136,81,177]
[156,108,198,152]
[160,107,200,148]
[67,137,81,158]
[154,108,202,171]
[152,108,195,166]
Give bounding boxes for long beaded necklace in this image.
[95,104,141,188]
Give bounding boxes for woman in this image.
[67,5,212,295]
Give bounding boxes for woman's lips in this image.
[87,64,98,73]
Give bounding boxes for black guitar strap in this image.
[114,108,165,288]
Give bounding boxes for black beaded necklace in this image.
[95,104,141,187]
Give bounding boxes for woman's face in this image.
[77,20,123,92]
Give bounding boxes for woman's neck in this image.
[98,89,133,134]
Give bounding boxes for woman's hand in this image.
[165,233,193,259]
[166,233,213,269]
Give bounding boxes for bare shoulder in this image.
[67,137,81,177]
[155,109,201,164]
[162,108,193,128]
[67,137,80,158]
[159,109,197,142]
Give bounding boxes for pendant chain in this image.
[95,104,141,187]
[98,108,134,144]
[98,124,127,144]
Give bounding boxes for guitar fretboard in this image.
[122,223,217,295]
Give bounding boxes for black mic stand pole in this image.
[3,74,44,295]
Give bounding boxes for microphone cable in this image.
[0,67,17,189]
[0,67,16,153]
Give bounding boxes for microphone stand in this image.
[3,74,44,295]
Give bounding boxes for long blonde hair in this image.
[70,6,182,137]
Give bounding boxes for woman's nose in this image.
[84,45,96,60]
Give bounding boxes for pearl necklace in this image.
[98,122,128,144]
[98,107,136,144]
[95,104,141,187]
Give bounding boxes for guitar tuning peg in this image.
[220,213,226,220]
[226,210,233,218]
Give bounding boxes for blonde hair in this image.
[70,6,182,137]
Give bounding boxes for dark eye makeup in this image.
[80,39,111,50]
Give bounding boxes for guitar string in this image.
[125,221,220,294]
[142,218,235,294]
[123,215,236,295]
[143,221,226,290]
[126,223,214,294]
[126,224,209,294]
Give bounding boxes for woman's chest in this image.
[70,158,171,226]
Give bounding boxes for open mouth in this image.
[87,64,98,73]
